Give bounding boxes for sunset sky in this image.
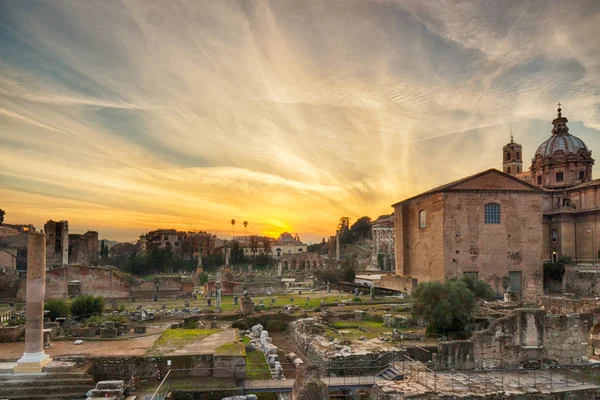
[1,0,600,242]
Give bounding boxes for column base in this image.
[14,352,52,374]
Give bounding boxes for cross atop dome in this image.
[557,102,562,118]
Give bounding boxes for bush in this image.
[183,319,198,329]
[198,272,209,286]
[45,299,70,321]
[412,280,476,338]
[353,297,362,302]
[232,320,249,330]
[459,276,494,300]
[70,295,105,320]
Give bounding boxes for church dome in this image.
[535,134,589,158]
[534,104,589,159]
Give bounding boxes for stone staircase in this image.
[0,363,94,400]
[376,365,405,381]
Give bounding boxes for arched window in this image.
[506,153,510,161]
[484,203,501,224]
[419,210,427,229]
[517,166,520,173]
[507,167,511,174]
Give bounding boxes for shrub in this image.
[183,319,198,329]
[459,276,494,300]
[232,320,249,330]
[352,297,362,302]
[198,272,209,286]
[412,280,476,338]
[45,299,70,321]
[70,295,105,320]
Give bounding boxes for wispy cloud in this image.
[1,0,599,241]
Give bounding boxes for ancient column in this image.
[15,232,52,373]
[335,231,340,261]
[225,247,230,266]
[277,261,282,276]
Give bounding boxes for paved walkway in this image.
[0,333,162,361]
[244,375,376,391]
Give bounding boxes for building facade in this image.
[271,232,307,259]
[371,214,395,271]
[393,169,544,300]
[509,106,600,264]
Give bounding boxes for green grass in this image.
[245,339,271,380]
[149,328,220,355]
[327,320,391,340]
[215,341,245,356]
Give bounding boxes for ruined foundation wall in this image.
[16,265,130,301]
[563,269,600,297]
[433,309,591,370]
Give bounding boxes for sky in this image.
[1,0,600,243]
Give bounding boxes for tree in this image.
[45,299,70,321]
[198,272,209,286]
[70,295,105,320]
[350,216,372,241]
[411,280,477,338]
[457,275,494,300]
[243,221,248,238]
[249,235,260,258]
[261,237,272,257]
[231,219,236,240]
[0,209,5,224]
[341,258,357,282]
[230,241,246,264]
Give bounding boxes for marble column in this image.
[15,232,52,373]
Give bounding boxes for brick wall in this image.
[443,192,543,300]
[17,265,130,301]
[394,193,445,283]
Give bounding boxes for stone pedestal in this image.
[240,298,254,315]
[15,232,52,373]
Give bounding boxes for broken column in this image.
[15,232,52,373]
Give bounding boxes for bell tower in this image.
[502,131,523,176]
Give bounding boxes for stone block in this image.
[134,325,146,334]
[100,328,117,339]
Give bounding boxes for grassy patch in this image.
[328,320,391,340]
[215,341,245,356]
[246,347,271,380]
[149,328,219,355]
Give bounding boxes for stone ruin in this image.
[248,324,283,379]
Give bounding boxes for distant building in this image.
[371,214,395,271]
[68,231,99,265]
[271,232,307,259]
[147,229,187,251]
[44,220,69,266]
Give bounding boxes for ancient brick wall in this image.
[17,265,130,300]
[443,192,543,300]
[539,296,600,314]
[0,266,21,299]
[394,193,445,283]
[563,269,600,297]
[433,309,591,370]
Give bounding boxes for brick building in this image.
[393,169,544,300]
[68,231,99,265]
[392,105,600,300]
